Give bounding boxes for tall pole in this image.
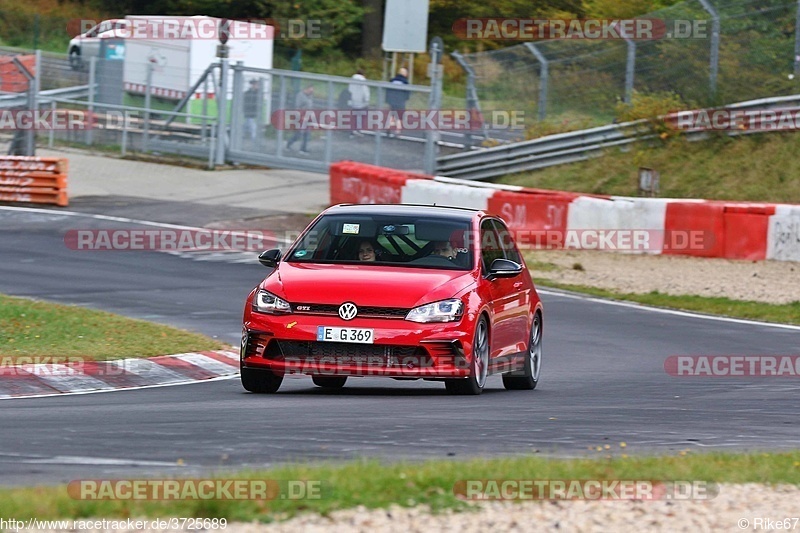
[524,43,549,121]
[624,37,636,104]
[794,0,800,76]
[215,19,231,166]
[424,37,443,175]
[699,0,720,99]
[143,61,152,153]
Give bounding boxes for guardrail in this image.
[0,85,93,109]
[436,94,800,181]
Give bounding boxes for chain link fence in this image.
[455,0,800,136]
[15,53,446,173]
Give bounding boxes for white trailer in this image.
[121,16,274,100]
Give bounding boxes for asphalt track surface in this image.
[1,206,799,487]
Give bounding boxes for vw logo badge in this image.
[338,302,358,321]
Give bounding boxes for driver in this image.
[431,240,456,260]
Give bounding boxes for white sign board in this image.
[382,0,429,53]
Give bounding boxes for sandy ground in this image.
[525,249,800,305]
[245,483,800,532]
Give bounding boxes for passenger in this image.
[431,240,456,260]
[357,239,377,262]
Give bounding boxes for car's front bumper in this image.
[241,313,476,378]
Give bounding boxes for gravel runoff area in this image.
[526,249,800,304]
[26,483,795,532]
[247,483,800,532]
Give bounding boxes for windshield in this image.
[286,214,473,270]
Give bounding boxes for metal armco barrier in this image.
[436,93,800,180]
[0,156,68,206]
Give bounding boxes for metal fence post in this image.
[451,51,481,117]
[215,58,228,165]
[795,0,800,76]
[277,74,287,157]
[325,80,334,166]
[230,62,244,151]
[144,61,152,153]
[33,49,40,154]
[202,76,209,141]
[48,100,55,148]
[424,37,443,175]
[121,111,128,156]
[699,0,720,99]
[374,85,383,167]
[624,37,636,104]
[524,43,549,121]
[87,56,96,146]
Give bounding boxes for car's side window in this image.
[480,219,504,274]
[491,219,522,264]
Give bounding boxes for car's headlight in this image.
[405,299,464,323]
[253,289,291,314]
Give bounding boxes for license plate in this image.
[316,326,374,344]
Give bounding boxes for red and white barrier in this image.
[329,162,799,262]
[768,205,800,261]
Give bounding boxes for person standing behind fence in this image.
[386,67,409,137]
[244,79,260,142]
[286,85,314,155]
[348,70,370,136]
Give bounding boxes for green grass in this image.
[0,294,225,361]
[495,134,800,203]
[1,452,799,520]
[535,280,800,326]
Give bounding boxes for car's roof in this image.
[324,203,481,222]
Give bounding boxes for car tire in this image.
[241,366,282,393]
[69,48,82,70]
[445,316,489,395]
[312,376,347,389]
[502,312,542,390]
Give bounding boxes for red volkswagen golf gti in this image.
[241,204,543,395]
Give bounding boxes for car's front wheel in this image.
[312,376,347,389]
[502,312,542,390]
[445,316,489,395]
[69,48,82,70]
[241,365,282,393]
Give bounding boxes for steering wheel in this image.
[409,254,455,266]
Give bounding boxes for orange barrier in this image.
[0,55,36,93]
[0,157,68,207]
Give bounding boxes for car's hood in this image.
[264,261,475,308]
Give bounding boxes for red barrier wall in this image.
[330,162,415,205]
[663,202,725,257]
[487,190,576,248]
[721,204,775,260]
[329,162,794,262]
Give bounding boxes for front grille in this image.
[291,303,409,319]
[273,341,432,367]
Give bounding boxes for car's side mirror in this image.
[258,249,282,268]
[487,258,523,280]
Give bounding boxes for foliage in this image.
[614,89,691,139]
[494,132,800,203]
